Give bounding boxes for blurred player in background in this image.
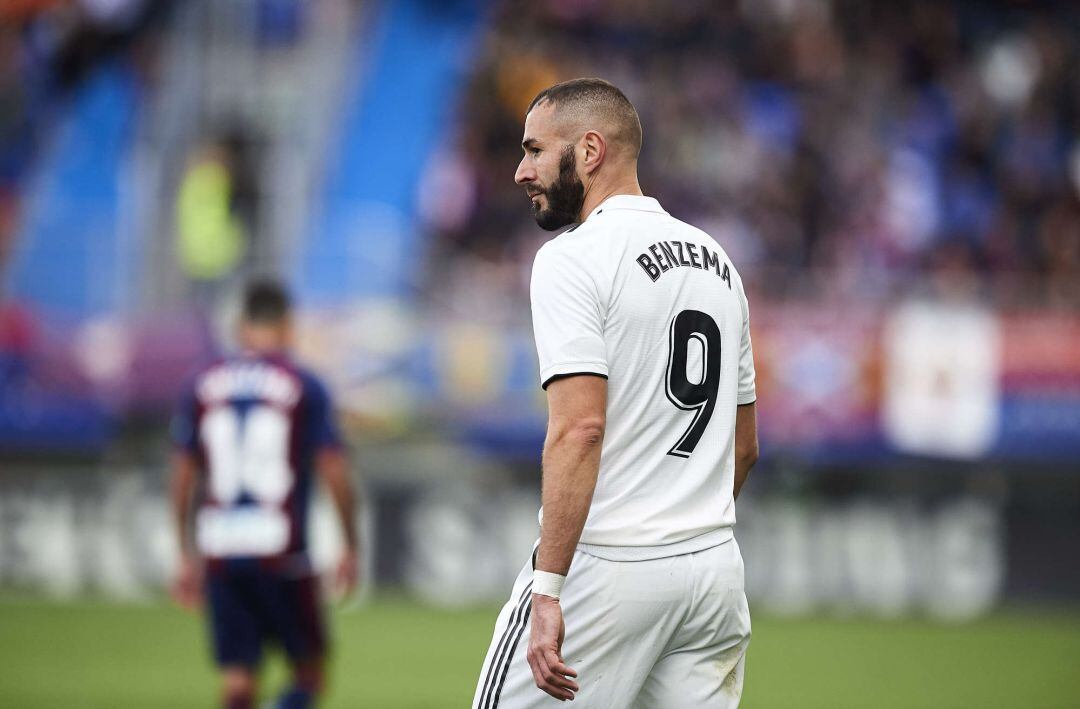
[473,79,759,707]
[170,278,359,709]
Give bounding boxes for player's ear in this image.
[580,130,605,175]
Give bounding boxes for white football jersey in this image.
[531,195,756,551]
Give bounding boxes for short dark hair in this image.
[527,77,642,156]
[242,278,291,323]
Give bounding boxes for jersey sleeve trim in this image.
[737,394,757,406]
[540,363,609,390]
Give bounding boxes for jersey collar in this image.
[585,194,666,222]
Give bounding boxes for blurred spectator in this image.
[51,0,169,88]
[175,141,249,303]
[0,24,31,184]
[0,189,17,274]
[257,0,305,45]
[424,0,1080,315]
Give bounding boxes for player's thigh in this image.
[475,551,684,709]
[205,569,264,668]
[633,542,751,709]
[257,572,328,664]
[633,646,748,709]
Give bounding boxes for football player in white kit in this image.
[472,78,759,708]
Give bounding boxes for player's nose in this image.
[515,156,535,185]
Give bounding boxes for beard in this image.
[531,146,585,231]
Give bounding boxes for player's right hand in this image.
[527,594,579,701]
[170,554,203,611]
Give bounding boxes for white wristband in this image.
[532,570,566,600]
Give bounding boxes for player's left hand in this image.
[333,549,360,599]
[527,594,579,701]
[171,554,203,611]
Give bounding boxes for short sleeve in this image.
[170,383,200,454]
[737,289,757,405]
[530,243,609,389]
[306,375,343,450]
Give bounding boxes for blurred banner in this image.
[0,465,1014,620]
[7,299,1076,462]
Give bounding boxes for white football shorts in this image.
[472,538,751,708]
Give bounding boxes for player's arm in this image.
[526,243,606,700]
[733,279,758,501]
[536,373,607,575]
[169,450,201,609]
[527,373,605,701]
[733,402,758,500]
[306,374,360,597]
[315,447,361,596]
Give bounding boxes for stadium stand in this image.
[425,0,1080,314]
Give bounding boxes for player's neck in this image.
[240,340,288,357]
[578,176,644,223]
[239,324,290,354]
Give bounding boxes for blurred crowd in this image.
[0,0,171,273]
[423,0,1080,317]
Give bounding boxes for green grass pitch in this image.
[1,596,1078,708]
